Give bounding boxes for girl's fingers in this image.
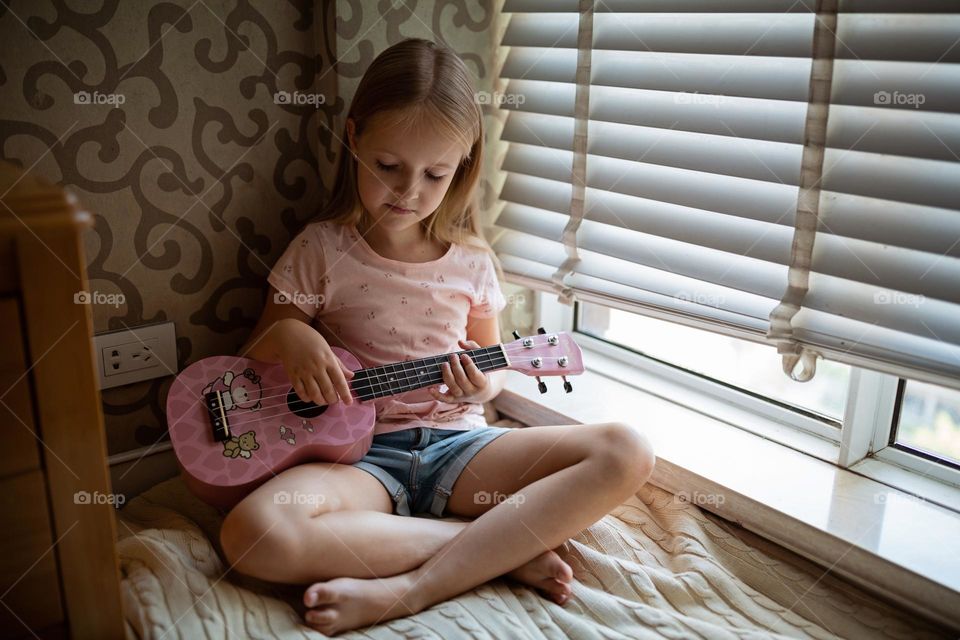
[463,355,486,386]
[328,364,353,405]
[448,353,472,394]
[440,361,463,396]
[315,373,338,406]
[302,376,323,405]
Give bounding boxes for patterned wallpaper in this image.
[0,0,532,457]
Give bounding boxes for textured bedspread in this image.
[116,462,948,639]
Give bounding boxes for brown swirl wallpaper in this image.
[0,0,532,458]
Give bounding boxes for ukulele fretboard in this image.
[351,345,508,401]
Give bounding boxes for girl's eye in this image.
[376,160,446,183]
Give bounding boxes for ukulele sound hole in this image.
[286,388,328,419]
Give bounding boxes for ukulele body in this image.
[167,347,374,510]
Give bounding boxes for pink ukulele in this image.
[167,328,584,509]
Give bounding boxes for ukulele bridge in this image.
[205,390,232,442]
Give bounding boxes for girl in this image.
[219,38,655,635]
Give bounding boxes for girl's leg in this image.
[299,422,655,634]
[220,461,573,595]
[222,462,404,580]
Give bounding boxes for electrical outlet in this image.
[93,322,177,389]
[103,338,159,375]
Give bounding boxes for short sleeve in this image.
[266,224,327,319]
[468,252,507,319]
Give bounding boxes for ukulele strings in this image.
[208,345,562,402]
[203,349,572,428]
[221,360,510,430]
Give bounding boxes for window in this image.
[893,381,960,469]
[578,302,850,423]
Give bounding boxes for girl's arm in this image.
[239,285,354,406]
[239,285,315,363]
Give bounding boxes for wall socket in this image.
[93,322,177,389]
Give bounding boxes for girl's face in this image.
[347,111,467,236]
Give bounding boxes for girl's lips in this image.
[387,204,414,214]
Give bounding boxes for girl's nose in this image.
[395,174,420,200]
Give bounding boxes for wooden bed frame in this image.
[0,161,124,638]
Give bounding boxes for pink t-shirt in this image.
[266,219,507,435]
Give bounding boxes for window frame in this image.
[860,379,960,490]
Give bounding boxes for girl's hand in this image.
[429,339,489,404]
[276,319,355,406]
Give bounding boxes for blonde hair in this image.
[317,37,503,281]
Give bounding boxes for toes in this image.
[552,560,573,583]
[304,583,339,607]
[539,577,570,603]
[305,606,337,627]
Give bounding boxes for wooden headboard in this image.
[0,161,124,637]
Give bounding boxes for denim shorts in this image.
[350,425,512,518]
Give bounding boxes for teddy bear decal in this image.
[202,367,263,412]
[222,430,260,459]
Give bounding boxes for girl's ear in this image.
[346,117,357,155]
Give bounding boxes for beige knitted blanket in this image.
[115,468,948,639]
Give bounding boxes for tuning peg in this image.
[562,376,573,393]
[512,330,522,340]
[535,376,547,394]
[537,327,546,334]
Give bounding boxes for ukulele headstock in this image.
[503,327,584,394]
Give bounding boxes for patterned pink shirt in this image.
[267,220,507,435]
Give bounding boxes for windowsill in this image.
[495,344,960,632]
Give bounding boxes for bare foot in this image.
[506,548,574,605]
[302,572,420,636]
[300,550,574,634]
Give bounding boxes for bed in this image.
[116,418,948,640]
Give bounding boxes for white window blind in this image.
[492,0,960,391]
